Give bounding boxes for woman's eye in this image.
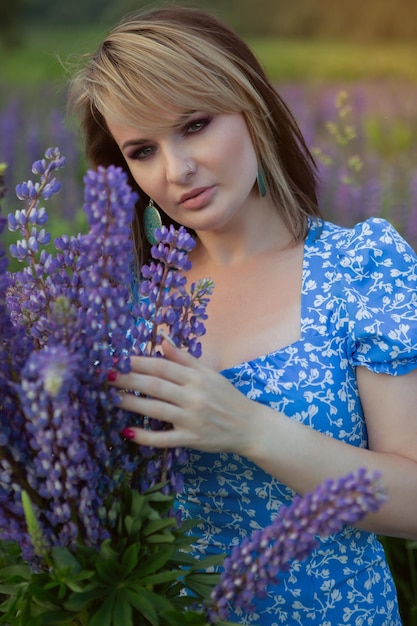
[129,145,155,160]
[185,117,211,135]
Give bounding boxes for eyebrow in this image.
[120,110,200,152]
[121,138,149,151]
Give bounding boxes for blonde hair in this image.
[69,5,321,264]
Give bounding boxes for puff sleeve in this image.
[338,218,417,374]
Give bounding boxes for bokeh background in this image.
[1,1,417,623]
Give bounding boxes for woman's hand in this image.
[112,344,417,538]
[111,340,256,454]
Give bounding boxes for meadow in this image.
[1,26,417,624]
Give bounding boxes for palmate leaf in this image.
[111,589,133,626]
[143,518,178,540]
[125,586,174,626]
[184,573,222,600]
[87,591,115,626]
[133,546,174,578]
[64,585,108,612]
[136,569,183,587]
[120,543,139,577]
[33,609,79,624]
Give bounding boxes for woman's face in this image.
[106,110,259,234]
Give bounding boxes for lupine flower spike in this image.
[131,224,214,494]
[0,150,213,563]
[206,468,387,623]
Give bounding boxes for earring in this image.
[257,164,267,197]
[143,199,162,245]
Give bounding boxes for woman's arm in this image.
[113,340,417,540]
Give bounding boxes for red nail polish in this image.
[121,428,135,440]
[107,370,117,382]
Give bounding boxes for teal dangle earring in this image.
[143,199,162,245]
[257,164,267,197]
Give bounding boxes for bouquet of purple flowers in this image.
[0,149,386,625]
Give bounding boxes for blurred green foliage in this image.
[1,27,417,88]
[381,538,417,625]
[2,0,417,51]
[4,0,417,40]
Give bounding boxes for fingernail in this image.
[107,370,118,382]
[121,428,136,440]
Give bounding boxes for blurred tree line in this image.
[2,0,417,46]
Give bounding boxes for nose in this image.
[163,147,196,185]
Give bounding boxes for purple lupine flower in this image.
[1,157,142,558]
[130,224,214,494]
[1,151,213,562]
[206,468,387,623]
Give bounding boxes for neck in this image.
[191,199,294,268]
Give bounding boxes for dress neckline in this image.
[219,220,321,374]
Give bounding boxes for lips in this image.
[179,186,216,210]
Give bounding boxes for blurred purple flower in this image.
[206,468,387,623]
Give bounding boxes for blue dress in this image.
[176,218,417,625]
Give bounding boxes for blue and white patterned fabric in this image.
[176,218,417,625]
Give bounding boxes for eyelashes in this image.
[128,145,154,160]
[184,116,212,135]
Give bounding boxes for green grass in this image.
[1,27,417,85]
[0,27,104,86]
[250,37,417,82]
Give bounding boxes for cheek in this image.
[222,132,258,183]
[221,118,258,174]
[129,166,162,202]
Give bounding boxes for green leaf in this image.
[185,575,219,599]
[96,560,121,585]
[133,547,174,577]
[145,533,176,544]
[35,609,78,624]
[64,585,107,611]
[192,554,224,570]
[112,589,133,626]
[95,544,121,585]
[88,591,116,626]
[51,547,82,573]
[126,586,175,626]
[125,588,159,626]
[137,569,182,587]
[0,564,31,580]
[143,518,177,538]
[167,552,199,567]
[159,608,209,626]
[120,543,139,577]
[176,519,199,533]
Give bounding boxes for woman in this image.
[69,5,417,624]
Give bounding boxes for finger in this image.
[160,338,200,367]
[118,391,181,422]
[122,425,191,449]
[127,354,192,385]
[114,372,187,410]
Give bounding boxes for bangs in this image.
[86,27,254,133]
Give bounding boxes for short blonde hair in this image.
[69,5,321,264]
